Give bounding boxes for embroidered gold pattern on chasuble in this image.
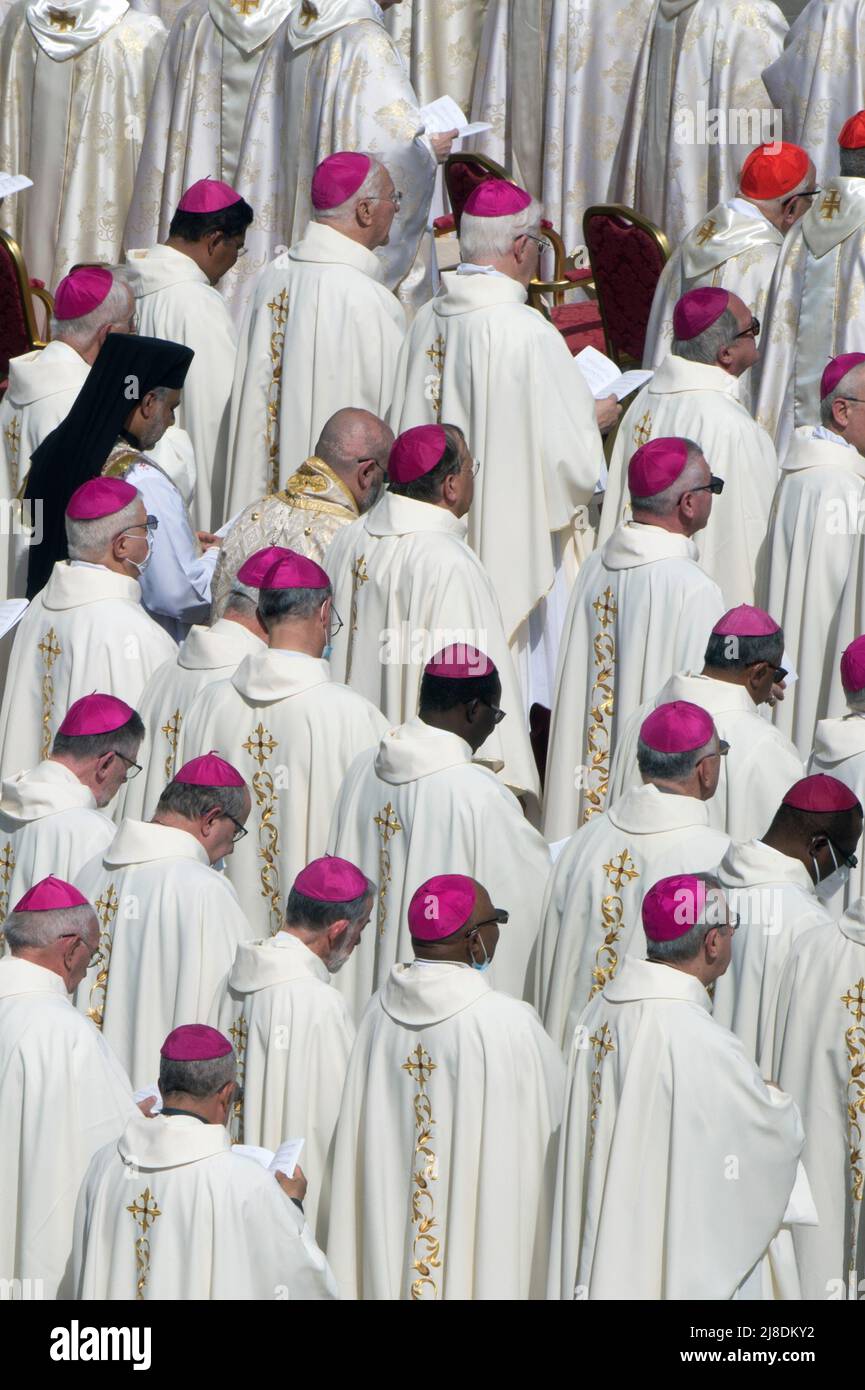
[0,841,15,951]
[633,410,653,449]
[228,1014,249,1142]
[590,849,639,1000]
[127,1187,161,1299]
[160,709,183,784]
[88,883,119,1028]
[581,588,617,824]
[373,802,402,938]
[241,722,281,933]
[588,1022,615,1159]
[345,555,369,682]
[37,628,63,760]
[402,1044,441,1299]
[4,417,21,493]
[424,336,445,422]
[842,977,865,1271]
[266,290,289,495]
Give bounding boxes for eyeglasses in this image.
[780,187,821,209]
[733,316,760,340]
[478,697,506,724]
[773,667,788,684]
[696,739,730,767]
[60,934,102,966]
[522,232,550,254]
[837,397,865,408]
[472,909,510,931]
[368,191,402,209]
[222,812,248,844]
[469,457,481,477]
[116,514,158,543]
[111,749,141,781]
[328,604,344,640]
[678,475,724,502]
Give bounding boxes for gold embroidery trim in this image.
[127,1187,161,1299]
[241,721,282,933]
[160,709,182,784]
[4,416,21,494]
[695,218,716,246]
[373,801,402,939]
[589,849,639,1001]
[47,6,76,29]
[37,627,62,760]
[88,883,118,1029]
[265,290,289,495]
[842,977,865,1272]
[633,410,653,449]
[588,1023,615,1158]
[228,1014,248,1143]
[229,0,260,11]
[403,1044,441,1300]
[424,336,445,423]
[581,588,616,824]
[345,555,369,682]
[0,840,15,953]
[821,190,842,221]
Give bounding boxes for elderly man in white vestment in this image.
[609,605,804,841]
[126,179,253,529]
[0,478,176,782]
[713,775,863,1066]
[755,113,865,454]
[325,874,565,1299]
[763,0,865,183]
[236,0,450,313]
[389,178,613,710]
[71,1023,338,1299]
[224,153,405,513]
[326,423,540,811]
[809,637,865,918]
[547,873,805,1300]
[179,549,387,937]
[534,701,730,1052]
[0,876,136,1300]
[543,437,725,841]
[213,855,371,1237]
[215,409,392,615]
[0,0,166,287]
[643,142,817,411]
[328,646,551,1021]
[0,695,143,928]
[769,897,865,1300]
[760,353,865,761]
[602,287,778,607]
[608,0,787,248]
[74,753,255,1087]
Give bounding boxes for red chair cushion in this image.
[444,161,502,233]
[585,214,666,363]
[550,301,606,357]
[0,240,32,381]
[433,214,456,234]
[563,267,593,285]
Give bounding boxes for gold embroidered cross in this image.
[592,586,618,629]
[374,801,402,843]
[0,842,14,886]
[242,722,278,767]
[160,709,182,782]
[95,884,119,926]
[127,1188,162,1232]
[229,0,260,11]
[228,1015,248,1053]
[426,336,446,374]
[842,978,865,1024]
[47,7,76,29]
[821,189,843,221]
[695,218,716,246]
[633,411,653,448]
[589,1023,615,1065]
[37,628,62,668]
[267,289,289,330]
[403,1043,436,1088]
[603,849,639,892]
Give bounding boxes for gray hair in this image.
[258,584,331,625]
[673,307,741,366]
[3,902,96,951]
[284,878,374,932]
[66,494,142,561]
[224,581,259,618]
[845,685,865,713]
[154,779,247,822]
[459,195,544,264]
[820,362,865,427]
[52,709,145,762]
[314,154,388,221]
[51,270,133,345]
[645,873,726,964]
[637,735,716,782]
[841,150,865,179]
[630,442,706,516]
[159,1049,236,1098]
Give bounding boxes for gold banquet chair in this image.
[0,229,53,397]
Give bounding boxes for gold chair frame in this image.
[0,228,53,351]
[582,203,671,366]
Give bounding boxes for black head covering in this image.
[24,333,194,597]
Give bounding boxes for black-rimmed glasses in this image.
[223,813,248,844]
[479,697,506,724]
[780,188,821,210]
[733,316,760,340]
[472,909,510,930]
[60,934,101,966]
[678,475,724,503]
[111,750,141,781]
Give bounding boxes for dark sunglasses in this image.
[678,474,724,503]
[733,316,760,340]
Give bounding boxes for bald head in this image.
[315,408,394,512]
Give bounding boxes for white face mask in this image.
[128,527,154,576]
[813,841,851,902]
[469,933,492,973]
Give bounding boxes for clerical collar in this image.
[727,197,766,224]
[161,1106,209,1124]
[456,262,510,279]
[811,424,858,451]
[119,427,143,450]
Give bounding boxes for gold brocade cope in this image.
[373,801,402,939]
[581,587,617,824]
[88,882,118,1028]
[266,289,289,495]
[842,977,865,1273]
[241,721,282,934]
[402,1043,441,1300]
[587,1022,615,1160]
[37,627,62,761]
[127,1187,161,1300]
[590,849,639,1000]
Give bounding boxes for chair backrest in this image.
[0,229,45,382]
[583,205,671,367]
[443,152,514,233]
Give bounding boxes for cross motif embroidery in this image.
[587,1022,615,1160]
[228,1015,248,1053]
[633,411,653,448]
[160,709,182,783]
[842,978,865,1025]
[821,190,843,220]
[403,1043,436,1086]
[38,627,62,760]
[229,0,260,11]
[424,336,446,421]
[37,628,62,666]
[47,7,76,29]
[88,884,119,1029]
[242,722,278,767]
[695,218,716,246]
[266,290,289,494]
[127,1187,162,1300]
[603,849,639,893]
[374,801,403,938]
[345,555,369,682]
[228,1015,249,1143]
[592,587,617,630]
[3,417,21,493]
[0,840,15,939]
[242,723,281,933]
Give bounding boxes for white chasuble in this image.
[712,838,835,1066]
[0,562,177,784]
[123,0,297,262]
[125,244,238,529]
[533,784,729,1051]
[389,270,605,706]
[324,962,565,1299]
[324,491,540,812]
[608,671,805,842]
[178,648,388,938]
[0,0,166,287]
[759,428,865,760]
[599,354,779,607]
[223,224,405,516]
[0,760,115,926]
[755,178,865,456]
[235,0,436,314]
[608,0,787,248]
[74,819,256,1087]
[808,717,865,917]
[0,957,135,1299]
[116,616,265,825]
[215,459,359,614]
[547,956,804,1299]
[643,201,784,412]
[212,930,355,1237]
[384,0,488,112]
[542,523,725,841]
[769,904,865,1300]
[71,1112,338,1299]
[763,0,865,184]
[326,718,551,1021]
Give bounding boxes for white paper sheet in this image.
[132,1082,163,1114]
[233,1138,305,1178]
[0,599,29,640]
[0,173,33,199]
[575,345,653,401]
